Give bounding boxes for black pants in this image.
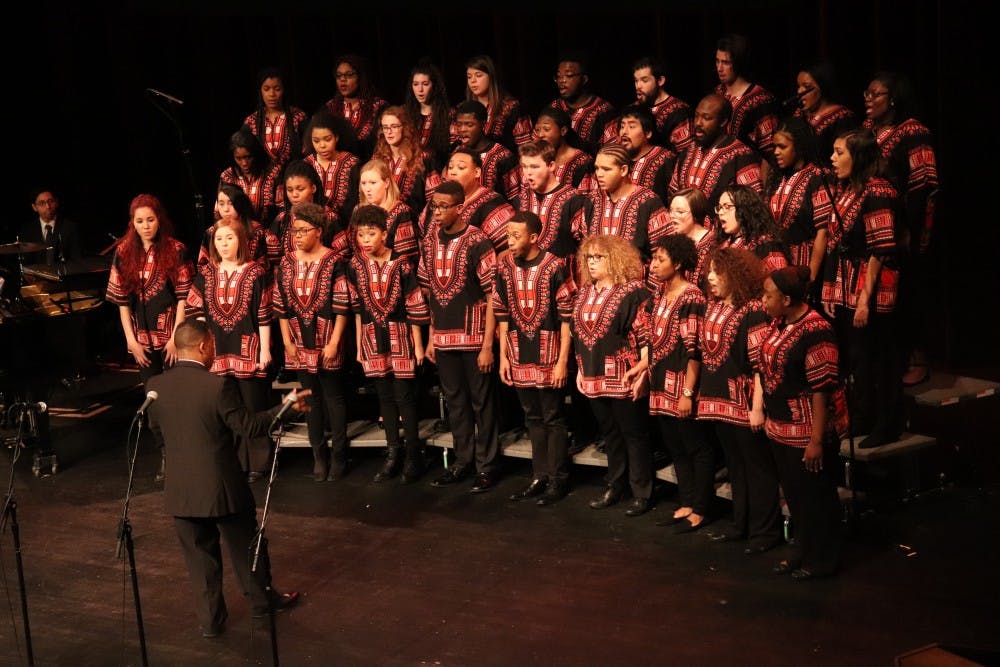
[436,349,499,475]
[373,376,420,449]
[139,349,168,452]
[712,420,781,544]
[589,396,653,499]
[235,376,272,473]
[297,370,347,459]
[770,437,842,574]
[658,415,715,516]
[516,386,569,483]
[173,508,272,630]
[834,306,905,438]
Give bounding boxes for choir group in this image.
[104,35,939,580]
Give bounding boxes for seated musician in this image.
[17,187,82,265]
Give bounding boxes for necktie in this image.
[44,224,53,244]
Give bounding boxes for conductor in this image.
[146,318,306,638]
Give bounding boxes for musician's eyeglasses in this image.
[380,123,402,132]
[714,203,736,214]
[335,71,358,80]
[863,89,889,101]
[428,203,459,213]
[290,226,319,236]
[553,73,582,83]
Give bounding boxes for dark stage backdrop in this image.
[6,1,995,367]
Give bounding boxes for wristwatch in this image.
[682,387,695,398]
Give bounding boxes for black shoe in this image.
[537,480,569,506]
[312,457,329,482]
[624,497,651,517]
[430,467,469,487]
[470,473,497,493]
[509,478,547,501]
[326,457,347,481]
[400,454,425,485]
[656,514,688,527]
[247,471,264,484]
[708,530,746,543]
[744,539,782,555]
[673,516,709,534]
[201,624,224,639]
[373,447,403,483]
[589,486,622,509]
[255,591,300,619]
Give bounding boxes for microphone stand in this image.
[2,405,35,666]
[251,414,287,666]
[116,411,149,667]
[146,93,208,248]
[791,94,859,526]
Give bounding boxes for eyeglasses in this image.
[335,71,358,80]
[290,226,319,236]
[553,73,582,82]
[714,202,736,214]
[380,123,402,132]
[584,253,607,262]
[863,89,889,101]
[428,202,459,213]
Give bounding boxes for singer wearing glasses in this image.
[272,202,350,482]
[548,53,618,156]
[372,105,430,217]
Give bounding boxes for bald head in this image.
[694,94,731,147]
[174,319,211,351]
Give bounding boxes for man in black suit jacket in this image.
[147,318,306,638]
[16,187,82,264]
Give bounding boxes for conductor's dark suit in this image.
[147,359,282,631]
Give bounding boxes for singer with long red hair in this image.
[105,193,193,481]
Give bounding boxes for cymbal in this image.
[0,242,46,255]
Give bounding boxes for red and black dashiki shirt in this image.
[696,299,770,427]
[553,149,595,193]
[768,164,832,267]
[185,261,272,379]
[459,187,515,256]
[650,95,694,154]
[106,239,193,351]
[479,141,521,204]
[647,282,706,417]
[794,105,856,164]
[417,224,497,352]
[584,185,672,261]
[720,234,789,274]
[821,178,899,313]
[864,117,939,244]
[198,221,281,278]
[324,95,389,158]
[338,253,429,379]
[269,209,350,265]
[688,229,717,293]
[272,248,348,373]
[758,308,849,447]
[305,152,360,230]
[628,145,677,205]
[382,152,430,219]
[516,183,587,260]
[220,165,282,224]
[549,96,619,155]
[714,83,779,158]
[345,201,418,266]
[243,107,308,171]
[492,251,577,388]
[483,98,534,151]
[670,135,763,211]
[573,280,650,399]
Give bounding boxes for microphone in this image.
[146,87,184,106]
[12,401,47,414]
[781,86,814,109]
[135,391,158,415]
[272,390,299,423]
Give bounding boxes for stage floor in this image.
[1,368,999,666]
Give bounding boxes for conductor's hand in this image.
[289,389,312,413]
